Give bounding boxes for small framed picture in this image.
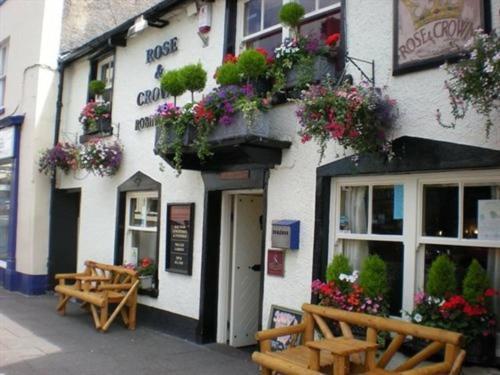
[268,305,303,351]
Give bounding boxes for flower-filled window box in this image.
[79,97,113,143]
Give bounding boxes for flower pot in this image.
[285,55,335,89]
[139,275,154,290]
[207,112,270,142]
[464,335,496,366]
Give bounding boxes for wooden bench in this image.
[252,303,466,375]
[55,260,139,332]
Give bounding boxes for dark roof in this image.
[60,0,184,65]
[317,136,500,177]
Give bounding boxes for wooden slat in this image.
[377,333,406,369]
[252,352,322,375]
[365,327,377,370]
[394,341,444,371]
[302,304,463,346]
[399,362,450,375]
[313,314,335,339]
[339,322,353,338]
[449,349,466,375]
[101,280,139,331]
[255,322,306,341]
[89,305,101,329]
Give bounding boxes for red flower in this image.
[463,303,486,317]
[484,288,496,297]
[255,47,268,57]
[325,33,341,46]
[301,134,312,143]
[266,56,275,65]
[140,257,153,268]
[223,53,238,64]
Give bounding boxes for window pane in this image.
[300,12,340,39]
[339,186,368,234]
[372,185,403,235]
[263,0,281,29]
[299,0,315,13]
[0,79,4,108]
[244,0,262,35]
[319,0,339,8]
[247,31,282,55]
[0,46,5,75]
[0,162,12,261]
[343,240,404,316]
[130,197,158,227]
[423,184,458,237]
[464,184,500,240]
[131,230,157,261]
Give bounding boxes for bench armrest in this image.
[255,322,307,341]
[97,283,134,291]
[55,272,87,280]
[75,276,111,281]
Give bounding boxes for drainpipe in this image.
[46,60,65,288]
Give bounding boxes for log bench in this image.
[55,260,139,332]
[252,303,466,375]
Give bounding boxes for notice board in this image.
[166,203,194,275]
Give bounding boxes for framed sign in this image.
[166,203,194,275]
[393,0,487,75]
[267,249,285,277]
[268,305,303,351]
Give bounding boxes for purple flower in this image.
[219,115,233,126]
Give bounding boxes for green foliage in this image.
[463,259,490,303]
[279,2,305,29]
[425,255,457,298]
[237,49,267,81]
[161,69,187,98]
[89,80,106,95]
[326,254,352,284]
[359,255,388,298]
[215,62,241,86]
[179,63,207,96]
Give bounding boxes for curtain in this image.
[343,187,368,270]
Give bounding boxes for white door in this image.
[229,195,263,347]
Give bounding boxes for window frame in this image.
[0,41,8,114]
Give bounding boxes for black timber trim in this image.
[318,136,500,177]
[0,115,24,129]
[223,0,237,56]
[312,136,500,292]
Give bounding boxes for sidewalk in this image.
[0,288,257,375]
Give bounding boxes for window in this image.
[124,192,159,295]
[299,0,338,13]
[0,43,7,114]
[0,162,12,261]
[97,54,114,103]
[299,10,340,39]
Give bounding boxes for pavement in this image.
[0,288,499,375]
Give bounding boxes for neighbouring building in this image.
[42,0,500,359]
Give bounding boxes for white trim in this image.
[0,260,6,268]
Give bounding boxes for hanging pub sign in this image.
[166,203,194,275]
[393,0,486,75]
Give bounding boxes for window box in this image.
[285,55,336,89]
[79,118,113,143]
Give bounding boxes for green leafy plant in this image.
[425,255,457,298]
[279,2,305,38]
[359,255,388,299]
[237,49,267,82]
[215,62,241,86]
[326,254,352,284]
[161,69,187,105]
[179,63,207,102]
[463,259,490,303]
[89,79,106,96]
[439,30,500,136]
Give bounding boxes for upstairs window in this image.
[0,43,7,114]
[96,54,114,103]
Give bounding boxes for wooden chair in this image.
[55,260,139,332]
[252,303,466,375]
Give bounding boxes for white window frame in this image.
[238,0,341,49]
[329,169,500,315]
[97,54,114,90]
[0,41,8,113]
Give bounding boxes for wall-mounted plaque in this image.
[267,249,285,277]
[166,203,194,275]
[393,0,486,75]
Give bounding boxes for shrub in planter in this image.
[161,69,187,105]
[326,254,352,285]
[295,81,397,162]
[359,255,388,299]
[79,139,123,177]
[38,142,79,176]
[215,61,241,86]
[463,259,490,303]
[88,79,106,96]
[179,63,207,102]
[237,49,267,83]
[425,254,456,299]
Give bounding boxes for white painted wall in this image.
[0,0,64,275]
[59,0,500,327]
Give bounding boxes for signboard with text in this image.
[393,0,485,74]
[166,203,194,275]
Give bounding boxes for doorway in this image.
[218,191,264,347]
[48,189,81,289]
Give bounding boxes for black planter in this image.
[285,55,335,89]
[464,335,496,366]
[154,124,195,155]
[97,118,112,134]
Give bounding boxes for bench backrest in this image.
[84,260,138,283]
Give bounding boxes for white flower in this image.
[493,52,500,63]
[339,273,349,281]
[414,313,423,323]
[484,61,494,73]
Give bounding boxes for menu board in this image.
[166,203,194,275]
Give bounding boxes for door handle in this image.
[248,264,261,272]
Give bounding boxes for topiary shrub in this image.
[179,63,207,102]
[161,69,187,104]
[326,254,352,284]
[89,80,106,96]
[237,49,267,82]
[463,259,490,303]
[215,62,241,86]
[425,255,457,298]
[359,255,388,298]
[279,2,305,37]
